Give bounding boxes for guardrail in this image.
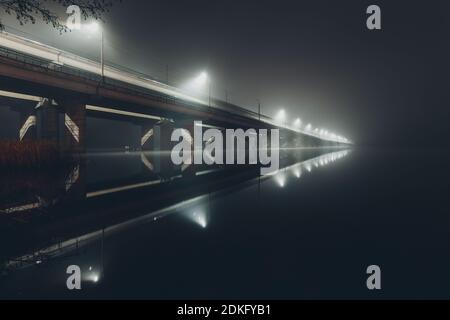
[0,42,271,124]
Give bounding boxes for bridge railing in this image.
[0,43,283,133]
[0,44,200,106]
[0,45,100,82]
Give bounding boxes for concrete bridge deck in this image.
[0,31,349,154]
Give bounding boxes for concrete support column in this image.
[154,120,175,177]
[18,108,37,141]
[140,122,156,175]
[63,100,86,155]
[141,123,155,151]
[63,162,86,203]
[37,99,59,144]
[141,119,175,178]
[141,119,174,151]
[153,120,175,152]
[175,119,196,176]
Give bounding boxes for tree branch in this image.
[0,0,119,33]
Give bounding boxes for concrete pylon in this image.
[141,119,175,178]
[36,99,59,145]
[18,108,37,141]
[141,123,155,151]
[63,162,86,203]
[175,119,196,176]
[62,100,86,155]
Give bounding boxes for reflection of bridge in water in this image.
[0,149,349,274]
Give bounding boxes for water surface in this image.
[1,147,449,299]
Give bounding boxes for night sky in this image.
[2,0,449,147]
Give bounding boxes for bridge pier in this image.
[141,123,154,152]
[154,120,175,178]
[18,108,37,141]
[62,100,86,155]
[141,119,176,178]
[35,99,59,145]
[175,119,196,175]
[63,162,87,203]
[17,97,86,156]
[141,119,175,151]
[140,122,155,174]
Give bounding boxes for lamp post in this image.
[100,28,104,83]
[208,78,211,108]
[256,99,261,121]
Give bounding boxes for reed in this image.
[0,140,61,168]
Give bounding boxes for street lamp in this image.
[256,99,261,120]
[294,118,301,128]
[198,71,211,107]
[183,71,210,105]
[275,109,286,127]
[84,21,104,83]
[197,71,208,84]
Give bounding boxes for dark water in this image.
[1,147,450,299]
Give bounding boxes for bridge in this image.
[0,31,349,160]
